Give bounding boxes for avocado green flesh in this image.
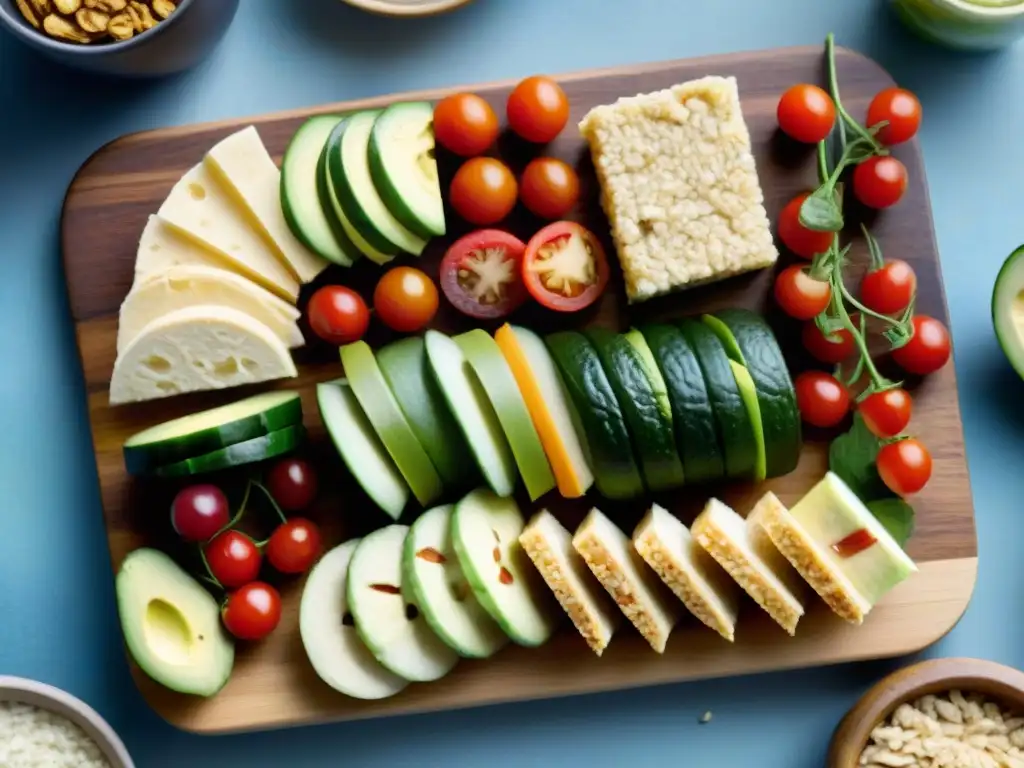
[992,245,1024,380]
[585,327,685,493]
[545,332,644,500]
[116,548,234,698]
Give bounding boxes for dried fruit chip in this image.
[107,11,132,38]
[43,13,90,41]
[53,0,80,13]
[128,0,154,29]
[87,0,127,10]
[151,0,174,19]
[75,8,108,32]
[15,0,41,28]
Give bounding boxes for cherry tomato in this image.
[432,93,499,157]
[204,530,261,589]
[802,323,855,364]
[860,260,917,315]
[374,267,439,333]
[519,157,580,220]
[266,518,323,575]
[853,156,908,209]
[522,221,610,313]
[449,157,518,226]
[866,87,922,146]
[859,388,913,438]
[778,193,835,259]
[222,582,282,641]
[506,75,570,144]
[774,266,831,320]
[795,371,851,428]
[439,229,528,319]
[877,438,932,496]
[892,315,951,375]
[171,485,229,542]
[306,285,370,346]
[266,458,318,512]
[777,84,836,144]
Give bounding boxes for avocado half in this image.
[993,244,1024,379]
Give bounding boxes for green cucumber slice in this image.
[317,380,409,521]
[677,319,758,480]
[624,330,672,423]
[318,136,388,265]
[368,102,445,239]
[123,390,302,475]
[423,330,517,498]
[325,112,426,257]
[280,115,356,266]
[451,488,558,647]
[727,359,767,481]
[340,341,443,507]
[639,324,725,485]
[377,337,474,490]
[545,331,644,500]
[584,327,685,493]
[454,330,555,501]
[704,310,801,478]
[402,505,509,659]
[155,425,305,478]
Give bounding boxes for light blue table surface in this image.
[1,1,1022,765]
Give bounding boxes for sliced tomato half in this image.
[522,221,610,313]
[439,229,529,319]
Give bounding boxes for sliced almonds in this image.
[14,0,174,45]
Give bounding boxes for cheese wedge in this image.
[633,505,740,642]
[110,305,298,405]
[691,498,805,635]
[205,126,330,285]
[520,510,620,656]
[572,508,681,653]
[156,163,300,303]
[134,215,228,281]
[118,265,304,354]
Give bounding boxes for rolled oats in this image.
[14,0,176,45]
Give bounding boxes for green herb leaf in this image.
[799,192,844,232]
[828,414,891,501]
[866,498,915,548]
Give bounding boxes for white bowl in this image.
[0,677,134,768]
[340,0,474,17]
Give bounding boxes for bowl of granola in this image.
[829,658,1024,767]
[0,0,239,77]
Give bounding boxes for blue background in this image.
[1,1,1023,765]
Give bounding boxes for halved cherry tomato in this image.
[520,157,580,220]
[877,438,932,496]
[374,267,439,333]
[860,259,916,315]
[778,193,835,259]
[774,265,831,320]
[777,84,836,144]
[433,93,499,157]
[439,230,529,319]
[853,156,908,209]
[449,157,518,226]
[859,388,912,438]
[802,323,855,364]
[522,221,609,313]
[866,87,921,146]
[795,371,850,428]
[306,285,370,346]
[892,315,951,375]
[507,76,570,144]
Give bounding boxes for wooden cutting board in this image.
[61,44,977,734]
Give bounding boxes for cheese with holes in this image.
[109,305,298,405]
[118,265,304,355]
[205,126,330,284]
[156,163,300,303]
[134,215,227,281]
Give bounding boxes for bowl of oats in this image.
[0,0,239,77]
[828,658,1024,768]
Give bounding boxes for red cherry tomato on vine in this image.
[777,84,836,144]
[450,157,518,226]
[859,388,913,438]
[519,157,580,220]
[306,286,370,346]
[877,438,932,496]
[853,156,908,209]
[860,260,916,315]
[506,76,570,144]
[892,315,951,375]
[778,193,835,259]
[171,485,229,542]
[204,530,261,589]
[222,582,282,641]
[802,323,855,364]
[433,93,499,157]
[866,87,922,146]
[774,265,831,320]
[374,267,439,333]
[266,458,318,512]
[266,518,323,575]
[795,371,850,428]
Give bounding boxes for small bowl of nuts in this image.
[0,0,240,77]
[829,658,1024,768]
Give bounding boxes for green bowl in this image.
[891,0,1024,50]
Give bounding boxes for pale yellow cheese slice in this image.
[110,304,298,405]
[156,163,299,303]
[134,215,227,281]
[204,126,330,284]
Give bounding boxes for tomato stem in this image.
[825,33,883,153]
[198,545,224,592]
[252,480,288,525]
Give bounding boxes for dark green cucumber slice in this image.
[123,391,302,475]
[584,327,684,493]
[545,332,644,500]
[280,115,356,266]
[639,324,725,485]
[313,127,362,266]
[325,112,426,257]
[377,337,474,490]
[676,319,758,480]
[704,309,802,478]
[368,102,445,239]
[155,425,305,478]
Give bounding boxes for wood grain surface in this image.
[61,44,978,734]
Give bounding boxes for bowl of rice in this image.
[0,677,134,768]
